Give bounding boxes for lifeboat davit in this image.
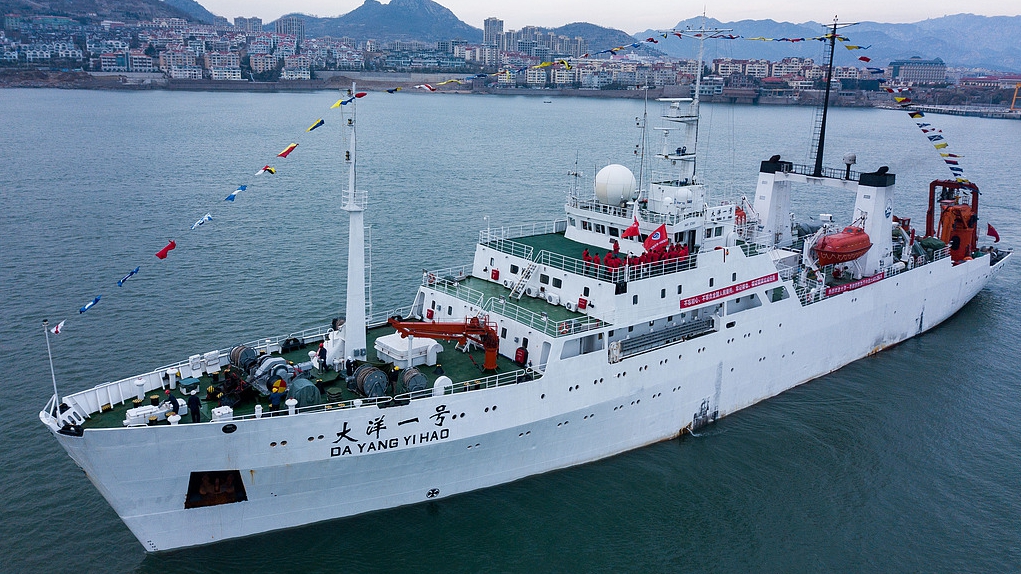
[815,226,872,266]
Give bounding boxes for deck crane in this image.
[387,316,501,372]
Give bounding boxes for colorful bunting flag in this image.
[413,84,437,92]
[50,320,65,334]
[306,119,325,132]
[988,223,1000,243]
[386,87,402,93]
[858,56,871,63]
[933,142,948,149]
[191,213,213,230]
[256,165,276,175]
[117,266,140,287]
[225,185,246,202]
[437,79,462,85]
[155,240,176,259]
[79,295,101,314]
[277,143,298,158]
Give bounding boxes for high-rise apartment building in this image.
[234,17,263,34]
[275,16,305,44]
[483,17,503,46]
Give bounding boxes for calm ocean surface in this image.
[1,88,1020,573]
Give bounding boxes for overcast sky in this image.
[200,0,1018,32]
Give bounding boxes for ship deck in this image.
[81,323,525,430]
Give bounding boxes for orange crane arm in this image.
[387,317,500,372]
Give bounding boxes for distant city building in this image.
[889,57,946,84]
[168,65,203,79]
[483,17,503,46]
[234,17,263,34]
[275,17,304,44]
[249,53,280,73]
[209,67,243,80]
[204,51,240,69]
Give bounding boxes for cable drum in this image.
[228,345,259,372]
[400,368,429,394]
[355,365,388,397]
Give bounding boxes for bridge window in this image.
[510,264,519,274]
[583,287,590,297]
[539,274,550,285]
[568,217,576,226]
[595,224,605,234]
[715,226,723,237]
[552,278,562,288]
[581,221,591,231]
[609,227,619,237]
[501,327,507,339]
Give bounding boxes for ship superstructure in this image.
[40,75,1010,552]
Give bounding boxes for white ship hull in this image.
[49,252,1007,551]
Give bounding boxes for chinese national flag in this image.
[622,216,640,238]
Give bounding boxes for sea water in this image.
[1,88,1020,573]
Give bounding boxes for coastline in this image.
[3,69,1019,117]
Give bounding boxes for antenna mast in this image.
[342,82,367,360]
[812,17,857,177]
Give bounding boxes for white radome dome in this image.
[594,164,636,206]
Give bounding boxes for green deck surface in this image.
[455,276,582,322]
[83,323,523,429]
[513,232,601,259]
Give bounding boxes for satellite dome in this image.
[594,164,636,206]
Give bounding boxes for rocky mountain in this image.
[0,0,195,22]
[636,14,1021,72]
[161,0,216,24]
[272,0,482,43]
[552,22,661,55]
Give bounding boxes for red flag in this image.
[622,216,640,238]
[155,240,177,259]
[643,223,669,251]
[988,223,1000,243]
[858,56,871,63]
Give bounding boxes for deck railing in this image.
[482,238,534,260]
[427,276,486,308]
[483,297,604,338]
[479,220,567,243]
[394,367,543,401]
[536,250,628,283]
[570,198,633,219]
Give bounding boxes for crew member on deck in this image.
[317,343,328,373]
[188,390,201,423]
[165,389,180,414]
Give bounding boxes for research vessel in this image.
[40,43,1010,552]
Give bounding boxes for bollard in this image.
[168,414,181,425]
[285,398,297,415]
[135,377,146,402]
[166,368,177,390]
[255,404,263,419]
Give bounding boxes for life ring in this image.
[427,273,436,285]
[559,323,570,335]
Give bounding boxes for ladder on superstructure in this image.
[364,224,373,320]
[510,262,538,300]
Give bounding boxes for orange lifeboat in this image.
[815,226,872,266]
